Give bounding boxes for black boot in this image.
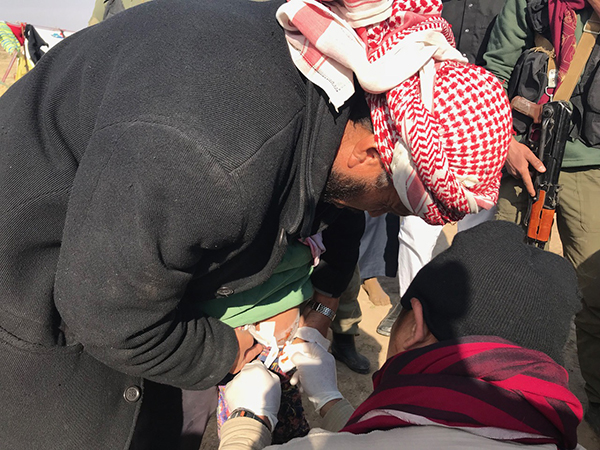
[376,301,402,337]
[331,333,370,374]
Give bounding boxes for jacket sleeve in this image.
[219,417,272,450]
[310,209,365,297]
[55,122,243,390]
[483,0,533,87]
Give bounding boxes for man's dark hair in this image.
[348,86,373,133]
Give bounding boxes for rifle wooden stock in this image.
[526,191,554,243]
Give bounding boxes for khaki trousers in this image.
[331,266,363,335]
[496,168,600,403]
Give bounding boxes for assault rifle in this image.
[510,97,573,248]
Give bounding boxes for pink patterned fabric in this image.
[277,0,512,224]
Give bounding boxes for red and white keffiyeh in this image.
[276,0,512,225]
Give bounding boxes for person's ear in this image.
[403,298,435,350]
[347,128,379,169]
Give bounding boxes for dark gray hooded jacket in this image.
[0,0,362,447]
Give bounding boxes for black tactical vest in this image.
[507,0,600,147]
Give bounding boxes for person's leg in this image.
[358,213,391,306]
[330,266,370,374]
[397,216,444,297]
[358,213,388,281]
[556,169,600,431]
[179,387,219,450]
[377,216,443,336]
[361,277,390,306]
[494,175,528,225]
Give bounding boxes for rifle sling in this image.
[553,11,600,101]
[533,12,599,101]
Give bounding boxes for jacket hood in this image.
[281,81,351,238]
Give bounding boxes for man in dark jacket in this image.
[0,0,511,448]
[0,1,366,448]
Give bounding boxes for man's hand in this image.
[287,342,343,415]
[299,292,339,338]
[229,329,263,375]
[504,136,546,197]
[224,360,281,430]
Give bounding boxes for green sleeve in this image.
[122,0,153,9]
[88,0,106,26]
[483,0,535,87]
[197,242,314,328]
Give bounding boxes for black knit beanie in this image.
[400,220,581,364]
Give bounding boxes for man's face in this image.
[322,120,413,217]
[322,163,412,217]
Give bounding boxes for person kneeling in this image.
[220,221,585,450]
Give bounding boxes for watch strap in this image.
[309,300,337,321]
[229,408,270,430]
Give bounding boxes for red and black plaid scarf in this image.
[341,336,582,449]
[548,0,588,85]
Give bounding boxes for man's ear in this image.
[404,298,436,350]
[347,128,379,169]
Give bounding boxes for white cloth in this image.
[219,394,586,450]
[292,326,331,350]
[275,0,466,110]
[397,209,496,296]
[262,424,579,450]
[397,216,443,297]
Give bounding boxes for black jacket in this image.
[441,0,506,65]
[0,0,361,448]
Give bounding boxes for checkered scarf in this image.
[276,0,512,224]
[341,337,583,449]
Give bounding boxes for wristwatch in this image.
[229,408,270,430]
[309,300,337,321]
